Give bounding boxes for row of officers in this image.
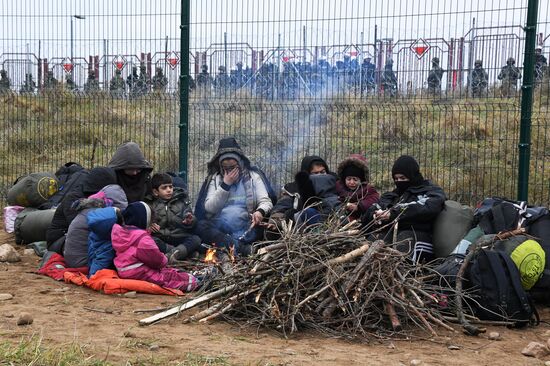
[0,49,547,98]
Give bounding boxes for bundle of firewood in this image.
[140,219,462,339]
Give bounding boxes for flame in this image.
[229,245,235,262]
[204,248,217,263]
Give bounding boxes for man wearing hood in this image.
[364,155,446,263]
[108,142,153,203]
[195,138,275,255]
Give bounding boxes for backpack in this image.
[526,213,550,301]
[474,197,526,234]
[7,172,59,208]
[40,163,88,209]
[432,200,474,258]
[467,249,539,327]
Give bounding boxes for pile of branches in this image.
[140,219,464,340]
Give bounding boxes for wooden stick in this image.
[257,243,286,255]
[199,303,234,322]
[139,284,237,325]
[425,311,456,332]
[385,302,402,331]
[296,284,331,309]
[304,241,376,275]
[133,307,170,314]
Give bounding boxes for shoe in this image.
[168,250,180,264]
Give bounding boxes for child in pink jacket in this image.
[111,201,199,292]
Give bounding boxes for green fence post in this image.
[179,0,191,183]
[517,0,539,202]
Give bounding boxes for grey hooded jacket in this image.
[64,184,128,268]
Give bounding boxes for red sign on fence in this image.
[410,39,431,59]
[62,58,73,73]
[112,55,126,71]
[166,51,179,69]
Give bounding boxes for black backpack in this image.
[40,162,88,209]
[467,249,538,327]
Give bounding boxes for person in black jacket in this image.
[364,155,446,262]
[46,167,117,254]
[107,142,153,203]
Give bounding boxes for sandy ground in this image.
[1,231,550,366]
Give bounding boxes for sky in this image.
[0,0,548,87]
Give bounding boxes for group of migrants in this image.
[1,46,547,98]
[35,138,452,293]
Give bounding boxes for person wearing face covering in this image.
[194,137,275,256]
[364,155,446,262]
[108,142,153,203]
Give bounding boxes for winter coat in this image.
[336,181,379,221]
[108,142,153,203]
[111,224,198,292]
[365,180,446,233]
[87,207,119,277]
[195,137,276,220]
[64,185,128,268]
[202,171,273,219]
[335,154,379,221]
[270,155,332,220]
[146,187,196,242]
[46,167,116,249]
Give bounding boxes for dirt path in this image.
[1,231,549,365]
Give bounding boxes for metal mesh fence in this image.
[0,0,549,206]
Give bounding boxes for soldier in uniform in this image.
[497,57,521,97]
[196,64,212,95]
[0,70,11,93]
[127,66,140,98]
[214,65,230,92]
[65,74,77,92]
[109,68,126,97]
[535,46,547,85]
[427,57,444,96]
[152,66,168,92]
[84,70,100,93]
[19,73,36,94]
[381,59,397,97]
[136,65,150,95]
[230,61,245,90]
[361,57,376,95]
[468,59,488,98]
[43,70,59,90]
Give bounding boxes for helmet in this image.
[218,65,226,72]
[432,57,440,64]
[475,59,482,66]
[201,64,208,71]
[115,69,121,74]
[507,57,515,64]
[0,70,6,76]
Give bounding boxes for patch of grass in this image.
[0,91,548,205]
[177,353,232,366]
[0,334,109,366]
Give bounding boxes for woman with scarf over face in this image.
[108,142,153,203]
[194,138,274,256]
[364,155,446,263]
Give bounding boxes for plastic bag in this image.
[3,206,25,233]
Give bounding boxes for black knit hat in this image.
[82,167,117,195]
[391,155,424,185]
[122,201,151,229]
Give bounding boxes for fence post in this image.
[179,0,191,183]
[517,0,539,201]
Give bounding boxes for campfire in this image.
[141,216,468,340]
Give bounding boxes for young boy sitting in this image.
[146,173,201,261]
